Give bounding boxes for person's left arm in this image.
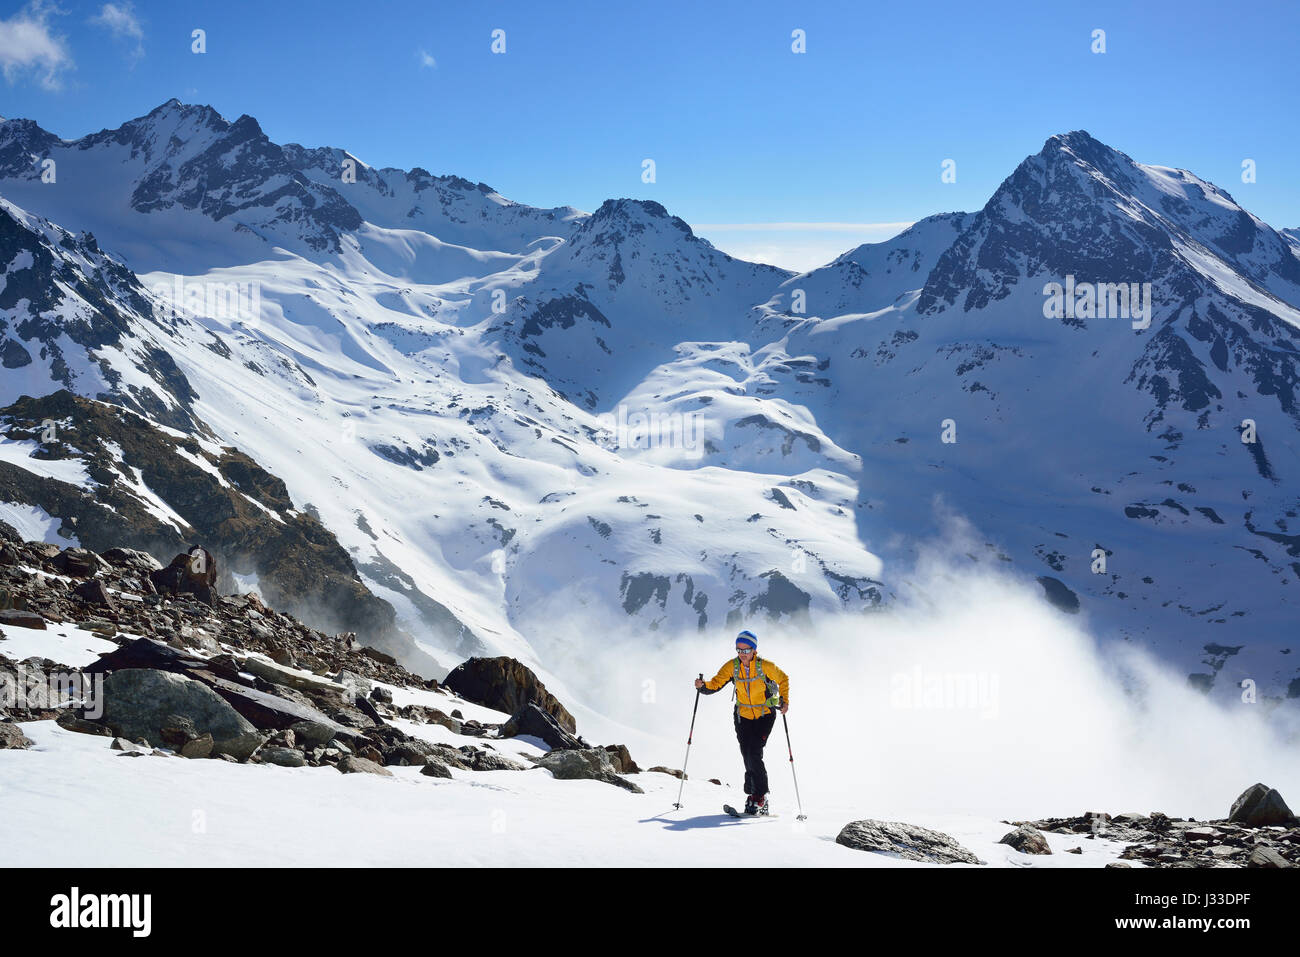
[769,660,790,711]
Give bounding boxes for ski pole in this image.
[673,673,704,810]
[781,712,807,821]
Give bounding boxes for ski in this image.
[723,804,779,819]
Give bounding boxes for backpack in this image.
[731,656,781,715]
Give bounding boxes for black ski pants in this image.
[734,707,777,796]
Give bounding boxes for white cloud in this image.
[692,221,914,272]
[693,221,915,232]
[0,2,73,91]
[418,49,436,69]
[91,2,144,63]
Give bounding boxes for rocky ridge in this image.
[0,523,641,787]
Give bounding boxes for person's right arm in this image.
[696,661,733,694]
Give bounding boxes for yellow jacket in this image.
[703,657,790,719]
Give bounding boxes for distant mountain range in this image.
[0,101,1296,708]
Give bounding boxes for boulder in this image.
[180,734,214,759]
[356,646,396,666]
[423,744,471,770]
[241,656,348,695]
[1229,783,1296,827]
[1247,846,1295,868]
[53,547,108,578]
[85,637,214,675]
[835,820,985,865]
[290,719,351,750]
[336,755,392,777]
[0,723,34,749]
[333,669,373,697]
[72,579,116,608]
[54,712,112,736]
[355,695,385,724]
[999,825,1052,855]
[100,669,265,761]
[0,609,45,630]
[533,748,644,792]
[500,702,586,750]
[648,766,684,779]
[420,760,453,779]
[603,744,640,774]
[443,656,576,733]
[260,747,307,768]
[381,743,429,767]
[467,748,530,772]
[100,548,163,573]
[150,548,217,603]
[187,670,356,739]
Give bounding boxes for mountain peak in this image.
[143,98,226,128]
[583,198,694,239]
[1042,129,1104,152]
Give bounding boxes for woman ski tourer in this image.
[694,630,789,815]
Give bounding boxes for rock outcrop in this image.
[444,656,576,733]
[836,820,984,865]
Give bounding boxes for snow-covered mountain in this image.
[743,130,1300,701]
[1,104,1297,710]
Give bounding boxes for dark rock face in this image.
[0,202,202,433]
[1035,576,1080,614]
[0,391,440,678]
[444,657,577,733]
[836,820,984,865]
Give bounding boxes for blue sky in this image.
[2,0,1297,271]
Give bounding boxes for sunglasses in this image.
[735,647,754,653]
